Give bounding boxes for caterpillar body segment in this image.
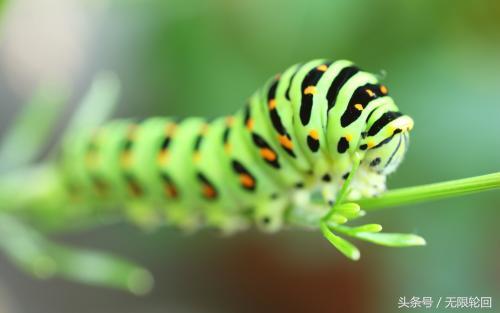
[290,60,332,176]
[59,59,414,234]
[261,63,311,174]
[190,118,249,233]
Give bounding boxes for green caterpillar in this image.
[3,58,500,292]
[58,58,413,236]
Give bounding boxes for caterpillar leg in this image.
[254,196,289,233]
[321,183,341,206]
[203,205,249,235]
[165,205,202,233]
[347,168,386,200]
[125,203,163,231]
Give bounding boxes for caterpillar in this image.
[4,57,500,293]
[58,58,414,236]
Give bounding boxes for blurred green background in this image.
[0,0,498,312]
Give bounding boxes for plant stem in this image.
[322,152,361,221]
[287,172,500,229]
[356,172,500,211]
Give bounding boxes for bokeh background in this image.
[0,0,499,312]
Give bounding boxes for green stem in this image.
[322,152,362,221]
[288,172,500,229]
[356,172,500,211]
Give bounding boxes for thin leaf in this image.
[47,244,154,295]
[0,87,68,171]
[351,224,383,233]
[329,213,348,224]
[334,202,360,214]
[354,232,426,247]
[320,223,360,260]
[64,71,121,137]
[0,215,57,278]
[0,215,153,294]
[334,202,363,219]
[333,223,383,235]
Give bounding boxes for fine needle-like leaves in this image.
[320,222,360,261]
[333,224,426,247]
[353,232,426,247]
[47,244,154,295]
[0,87,68,172]
[0,215,153,295]
[311,155,499,258]
[62,71,121,138]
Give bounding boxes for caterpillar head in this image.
[360,112,414,176]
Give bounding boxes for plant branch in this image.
[287,171,500,229]
[356,172,500,211]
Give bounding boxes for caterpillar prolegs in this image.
[60,59,414,241]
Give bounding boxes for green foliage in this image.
[313,170,500,257]
[0,215,153,295]
[316,153,427,260]
[0,73,153,295]
[64,72,121,138]
[320,222,360,261]
[0,88,68,172]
